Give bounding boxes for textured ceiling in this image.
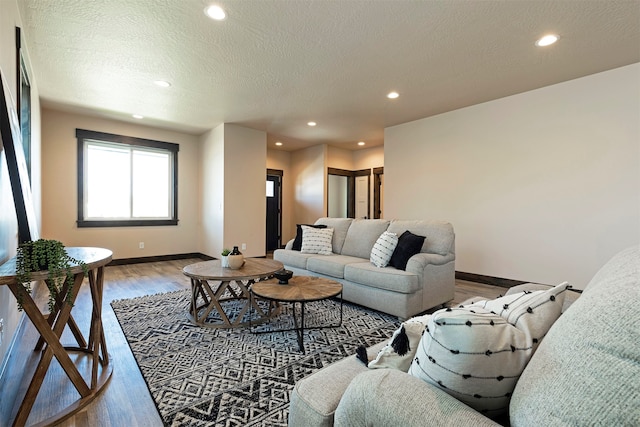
[18,0,640,151]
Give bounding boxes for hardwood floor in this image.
[0,259,505,427]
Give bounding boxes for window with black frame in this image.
[76,129,179,227]
[16,27,31,181]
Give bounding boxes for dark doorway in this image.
[373,167,384,219]
[266,169,283,251]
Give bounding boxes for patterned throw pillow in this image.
[292,224,327,251]
[370,231,399,268]
[367,314,431,372]
[300,225,334,255]
[408,282,569,417]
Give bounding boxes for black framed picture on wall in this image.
[0,70,38,243]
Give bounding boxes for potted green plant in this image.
[15,239,87,312]
[221,248,231,268]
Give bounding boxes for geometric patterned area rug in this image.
[111,289,399,426]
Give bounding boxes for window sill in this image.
[77,219,178,228]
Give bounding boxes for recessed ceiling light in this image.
[275,141,283,146]
[357,141,365,146]
[154,80,171,88]
[132,114,144,119]
[387,91,399,99]
[307,121,316,126]
[205,5,226,20]
[535,34,559,47]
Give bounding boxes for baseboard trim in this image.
[107,258,526,288]
[108,252,214,266]
[455,271,530,289]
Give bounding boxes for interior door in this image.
[328,174,348,218]
[373,167,383,219]
[266,171,282,251]
[355,175,369,219]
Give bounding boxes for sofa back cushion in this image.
[340,219,390,259]
[314,217,353,254]
[510,245,640,426]
[387,220,454,256]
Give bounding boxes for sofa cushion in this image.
[510,245,640,426]
[340,219,390,259]
[307,255,365,279]
[344,262,420,294]
[368,314,431,372]
[301,225,334,255]
[292,223,327,251]
[389,230,425,270]
[272,249,318,270]
[335,369,502,427]
[370,231,399,268]
[408,283,568,417]
[387,220,454,256]
[315,217,353,254]
[288,340,388,427]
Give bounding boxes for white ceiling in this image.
[18,0,640,151]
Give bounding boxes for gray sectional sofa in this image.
[273,218,455,319]
[287,245,640,427]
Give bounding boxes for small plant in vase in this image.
[221,248,231,268]
[15,239,87,312]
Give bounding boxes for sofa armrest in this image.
[335,369,501,427]
[405,252,455,271]
[288,341,388,426]
[284,239,294,250]
[403,252,456,313]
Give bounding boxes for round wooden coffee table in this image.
[250,276,343,353]
[183,258,284,328]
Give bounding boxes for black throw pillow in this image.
[389,230,426,270]
[292,224,327,251]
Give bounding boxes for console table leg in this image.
[10,273,91,426]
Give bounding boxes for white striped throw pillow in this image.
[300,225,334,255]
[370,231,398,268]
[408,282,568,417]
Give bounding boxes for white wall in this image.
[222,124,267,257]
[327,145,354,170]
[200,125,225,257]
[353,145,383,170]
[40,109,201,259]
[291,144,326,224]
[200,124,267,257]
[385,64,640,288]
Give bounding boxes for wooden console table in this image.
[0,247,113,427]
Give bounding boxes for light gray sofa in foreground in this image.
[287,245,640,426]
[273,218,455,319]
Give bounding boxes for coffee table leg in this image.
[249,293,341,355]
[291,301,306,354]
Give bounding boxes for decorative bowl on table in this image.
[273,269,293,284]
